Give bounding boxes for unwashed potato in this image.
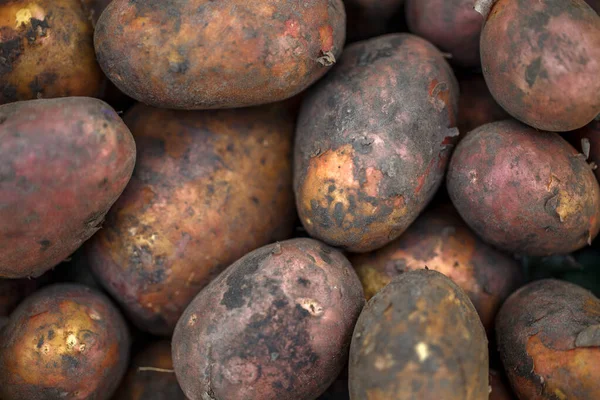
[496,279,600,399]
[294,33,459,253]
[0,284,130,400]
[172,238,365,400]
[350,205,523,333]
[457,74,509,136]
[0,97,136,278]
[447,119,600,256]
[86,103,296,335]
[344,0,405,42]
[94,0,346,109]
[0,0,103,104]
[349,269,489,399]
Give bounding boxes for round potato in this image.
[172,238,365,400]
[0,284,130,400]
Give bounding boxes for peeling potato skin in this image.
[496,279,600,399]
[172,238,365,400]
[344,0,405,42]
[350,205,523,333]
[0,284,130,400]
[447,119,600,256]
[480,0,600,131]
[457,74,509,136]
[0,97,136,278]
[405,0,483,67]
[294,33,459,253]
[349,269,488,399]
[569,120,600,182]
[86,103,296,336]
[489,369,515,400]
[94,0,345,110]
[0,0,103,105]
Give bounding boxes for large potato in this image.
[172,238,365,400]
[0,0,103,104]
[349,269,489,399]
[295,33,459,253]
[94,0,346,109]
[496,279,600,399]
[0,284,130,400]
[86,103,296,335]
[0,97,136,278]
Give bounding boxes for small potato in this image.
[447,119,600,256]
[344,0,405,42]
[172,238,365,400]
[496,279,600,399]
[349,269,489,399]
[0,0,103,104]
[457,74,509,136]
[0,97,136,278]
[0,284,130,400]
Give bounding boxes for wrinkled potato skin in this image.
[496,279,600,399]
[490,369,515,400]
[344,0,405,42]
[295,34,459,253]
[405,0,483,67]
[0,97,136,278]
[113,341,185,400]
[87,103,295,336]
[0,284,130,400]
[570,120,600,182]
[172,239,365,400]
[0,0,103,104]
[481,0,600,131]
[350,205,523,333]
[457,74,509,136]
[94,0,345,110]
[447,120,600,256]
[349,270,488,399]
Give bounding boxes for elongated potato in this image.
[349,269,488,399]
[172,238,365,400]
[0,97,136,278]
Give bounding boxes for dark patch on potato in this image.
[221,247,269,310]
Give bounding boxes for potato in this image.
[344,0,405,42]
[496,279,600,399]
[457,74,509,136]
[113,341,185,400]
[350,205,523,333]
[447,119,600,256]
[172,238,365,400]
[294,33,459,253]
[349,269,489,399]
[570,120,600,182]
[94,0,345,110]
[0,0,103,105]
[86,103,296,335]
[489,369,515,400]
[0,97,136,278]
[0,284,130,400]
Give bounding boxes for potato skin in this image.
[294,33,459,253]
[86,103,295,336]
[0,284,130,400]
[344,0,405,42]
[570,120,600,182]
[480,0,600,132]
[447,119,600,256]
[496,279,600,399]
[0,97,136,278]
[0,0,103,104]
[349,269,488,399]
[94,0,345,110]
[172,238,365,400]
[457,74,509,136]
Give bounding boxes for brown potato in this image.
[349,269,489,399]
[0,0,103,105]
[496,279,600,399]
[86,103,296,335]
[0,97,136,278]
[457,74,509,136]
[0,284,130,400]
[94,0,346,109]
[172,238,365,400]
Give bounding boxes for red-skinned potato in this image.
[86,103,295,336]
[94,0,346,109]
[0,97,136,278]
[490,369,515,400]
[496,279,600,399]
[344,0,405,42]
[447,119,600,256]
[0,284,130,400]
[476,0,600,131]
[569,120,600,182]
[457,74,509,136]
[172,238,365,400]
[294,33,459,253]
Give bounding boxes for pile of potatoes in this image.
[1,0,599,399]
